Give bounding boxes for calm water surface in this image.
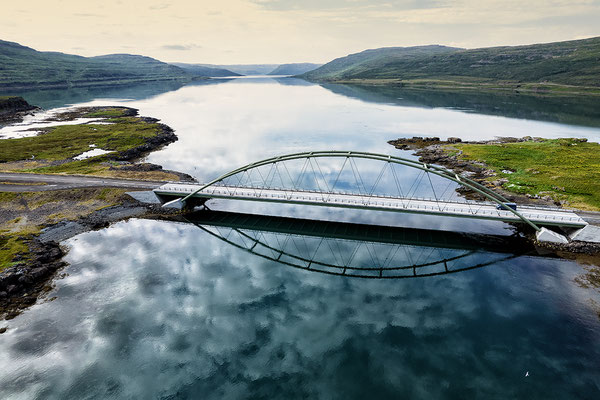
[1,78,600,399]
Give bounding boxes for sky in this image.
[1,0,600,64]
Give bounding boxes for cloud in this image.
[72,13,105,17]
[149,3,170,10]
[251,0,446,11]
[160,44,203,51]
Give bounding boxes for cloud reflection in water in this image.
[0,217,599,399]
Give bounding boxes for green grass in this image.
[0,40,194,90]
[302,36,600,90]
[0,117,160,169]
[83,108,131,118]
[0,232,32,272]
[453,138,600,210]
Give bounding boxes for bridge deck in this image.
[154,183,588,228]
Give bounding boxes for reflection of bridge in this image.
[183,210,537,279]
[154,151,587,241]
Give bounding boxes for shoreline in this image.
[304,79,600,97]
[388,136,600,256]
[0,104,189,321]
[0,96,40,125]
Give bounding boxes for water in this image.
[1,78,600,399]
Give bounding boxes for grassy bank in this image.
[449,138,600,210]
[0,187,129,272]
[327,79,600,97]
[0,106,180,272]
[0,106,179,180]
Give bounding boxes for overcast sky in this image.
[2,0,599,64]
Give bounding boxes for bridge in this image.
[181,210,539,279]
[153,151,589,242]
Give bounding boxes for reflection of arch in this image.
[180,151,540,231]
[185,211,533,279]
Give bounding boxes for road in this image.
[0,172,166,192]
[154,182,589,228]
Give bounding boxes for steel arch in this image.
[194,223,521,279]
[181,151,540,231]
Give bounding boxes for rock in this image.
[18,275,33,285]
[0,96,39,123]
[447,137,462,143]
[30,267,49,279]
[536,227,569,244]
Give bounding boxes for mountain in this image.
[198,64,279,75]
[267,63,322,75]
[170,63,241,77]
[300,37,600,89]
[0,40,206,90]
[300,45,460,81]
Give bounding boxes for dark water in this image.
[1,78,600,399]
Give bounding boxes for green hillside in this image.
[268,63,322,75]
[300,45,460,80]
[301,37,600,90]
[198,64,279,75]
[0,40,203,90]
[170,63,241,77]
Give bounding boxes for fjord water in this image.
[1,78,600,399]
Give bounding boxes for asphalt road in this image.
[0,172,166,192]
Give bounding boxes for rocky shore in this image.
[0,96,39,124]
[0,105,190,321]
[388,136,600,255]
[0,201,180,321]
[389,136,561,206]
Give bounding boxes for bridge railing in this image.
[175,151,541,231]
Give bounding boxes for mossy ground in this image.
[450,138,600,210]
[0,188,128,271]
[0,106,180,271]
[0,117,156,163]
[0,106,179,180]
[0,232,34,272]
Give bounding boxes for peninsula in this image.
[0,101,190,318]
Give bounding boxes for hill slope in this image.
[268,63,322,75]
[0,40,201,90]
[301,45,460,81]
[170,63,241,77]
[197,64,279,75]
[301,37,600,89]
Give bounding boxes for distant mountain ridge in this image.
[300,37,600,89]
[267,63,322,75]
[0,40,219,90]
[170,63,240,77]
[194,64,279,75]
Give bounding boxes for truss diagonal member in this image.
[292,157,310,191]
[306,157,327,201]
[312,157,331,193]
[368,160,389,198]
[326,156,349,203]
[390,163,406,208]
[177,151,541,231]
[425,169,443,212]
